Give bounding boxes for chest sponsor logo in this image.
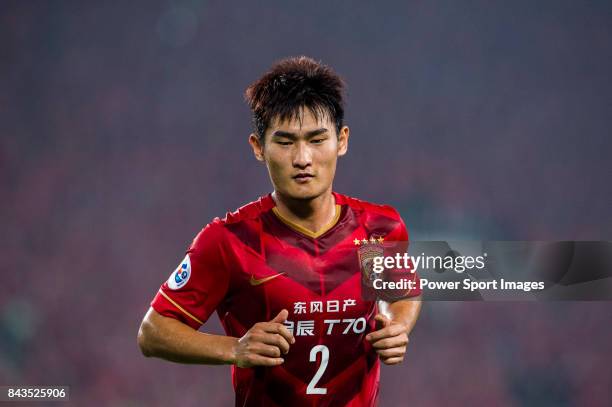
[284,299,368,336]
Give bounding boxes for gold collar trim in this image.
[272,204,341,239]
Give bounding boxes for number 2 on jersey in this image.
[306,345,329,395]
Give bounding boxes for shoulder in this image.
[199,194,273,230]
[190,195,272,250]
[335,192,407,239]
[218,194,274,224]
[334,192,402,220]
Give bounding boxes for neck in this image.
[271,188,337,235]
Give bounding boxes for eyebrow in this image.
[272,128,329,139]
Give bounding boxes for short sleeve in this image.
[380,209,422,301]
[150,222,230,330]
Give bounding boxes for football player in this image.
[138,56,422,406]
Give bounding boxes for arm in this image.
[365,296,422,365]
[138,307,237,364]
[378,295,422,335]
[137,307,295,367]
[139,221,295,367]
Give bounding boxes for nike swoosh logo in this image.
[249,272,286,286]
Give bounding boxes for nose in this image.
[292,141,312,169]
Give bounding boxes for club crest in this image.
[356,236,385,287]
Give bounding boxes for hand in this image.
[365,314,409,365]
[233,309,296,368]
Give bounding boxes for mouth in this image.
[292,173,315,183]
[293,173,314,179]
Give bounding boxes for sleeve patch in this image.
[167,254,191,290]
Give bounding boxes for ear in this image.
[248,133,265,162]
[337,126,350,157]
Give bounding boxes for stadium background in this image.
[1,1,611,405]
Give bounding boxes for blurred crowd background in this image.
[1,1,611,406]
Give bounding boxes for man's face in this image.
[249,108,349,201]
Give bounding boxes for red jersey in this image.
[151,192,420,407]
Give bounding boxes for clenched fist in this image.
[233,309,296,368]
[365,314,410,365]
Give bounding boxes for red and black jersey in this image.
[151,192,420,407]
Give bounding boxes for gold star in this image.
[369,236,377,244]
[377,236,385,243]
[361,238,368,244]
[353,238,361,246]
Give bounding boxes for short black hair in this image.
[245,56,346,140]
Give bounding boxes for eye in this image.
[276,141,293,146]
[311,138,325,144]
